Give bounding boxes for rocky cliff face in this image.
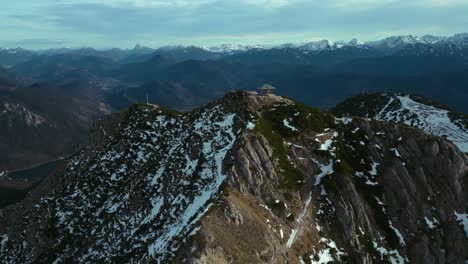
[0,91,467,263]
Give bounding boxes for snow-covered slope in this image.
[334,94,468,153]
[0,93,248,263]
[376,95,468,152]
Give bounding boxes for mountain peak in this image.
[205,43,265,53]
[300,39,334,51]
[133,44,152,51]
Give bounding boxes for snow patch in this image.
[369,161,379,176]
[283,118,298,131]
[424,216,439,230]
[313,159,334,186]
[454,211,468,237]
[287,192,312,248]
[390,148,401,157]
[309,238,346,264]
[336,117,352,124]
[388,220,406,246]
[373,242,406,264]
[319,132,338,151]
[246,121,256,130]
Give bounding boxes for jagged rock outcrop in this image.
[0,91,467,263]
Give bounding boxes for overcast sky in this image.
[1,0,468,49]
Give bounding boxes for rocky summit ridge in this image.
[333,93,468,153]
[0,91,467,263]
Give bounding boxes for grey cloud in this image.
[1,0,468,48]
[43,1,468,35]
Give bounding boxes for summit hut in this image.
[258,84,276,96]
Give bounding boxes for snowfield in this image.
[376,95,468,152]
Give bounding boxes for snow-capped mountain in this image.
[333,93,468,153]
[132,44,153,53]
[366,35,425,52]
[198,33,467,54]
[205,43,265,53]
[2,33,468,67]
[365,33,468,54]
[292,38,360,51]
[1,91,466,263]
[420,35,446,44]
[339,38,359,47]
[299,39,335,51]
[446,33,468,46]
[211,33,468,64]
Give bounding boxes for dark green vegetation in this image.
[332,93,393,118]
[264,103,335,137]
[328,121,403,249]
[254,117,303,190]
[332,128,370,179]
[254,103,335,190]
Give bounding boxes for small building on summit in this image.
[258,84,276,95]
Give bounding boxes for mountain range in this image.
[0,32,467,174]
[0,91,466,263]
[2,33,467,65]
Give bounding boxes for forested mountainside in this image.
[1,91,466,263]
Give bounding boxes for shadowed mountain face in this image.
[105,80,227,111]
[11,54,118,84]
[0,67,17,90]
[0,92,466,263]
[11,55,468,111]
[0,81,107,172]
[102,56,468,112]
[0,49,36,68]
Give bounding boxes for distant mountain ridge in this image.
[0,78,108,171]
[2,33,467,66]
